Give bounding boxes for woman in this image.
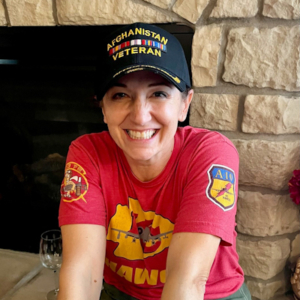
[58,22,251,300]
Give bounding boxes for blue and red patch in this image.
[206,164,236,211]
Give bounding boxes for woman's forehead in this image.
[115,70,173,87]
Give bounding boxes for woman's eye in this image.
[153,91,167,98]
[112,92,127,99]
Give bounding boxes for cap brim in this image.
[98,64,188,100]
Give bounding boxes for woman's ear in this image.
[178,89,194,122]
[100,101,107,124]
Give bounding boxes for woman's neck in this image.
[124,148,173,182]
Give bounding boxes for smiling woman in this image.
[101,70,193,181]
[57,23,251,300]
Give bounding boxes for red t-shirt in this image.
[59,126,244,300]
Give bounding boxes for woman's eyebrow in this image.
[111,83,127,88]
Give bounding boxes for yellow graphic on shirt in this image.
[107,197,174,260]
[105,257,167,285]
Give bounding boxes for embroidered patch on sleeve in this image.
[61,162,88,203]
[206,164,236,211]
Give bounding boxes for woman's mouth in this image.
[126,129,156,140]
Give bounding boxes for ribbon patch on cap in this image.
[61,162,88,203]
[109,40,166,56]
[206,164,236,211]
[107,27,168,61]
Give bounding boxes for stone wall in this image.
[1,0,299,299]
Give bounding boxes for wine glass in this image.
[39,229,62,300]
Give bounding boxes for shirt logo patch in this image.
[206,164,235,211]
[61,162,88,203]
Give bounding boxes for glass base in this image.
[46,289,59,300]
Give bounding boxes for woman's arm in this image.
[58,224,106,300]
[161,232,220,300]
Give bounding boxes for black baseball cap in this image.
[95,22,191,100]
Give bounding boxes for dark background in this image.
[0,24,193,253]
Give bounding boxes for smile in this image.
[126,130,156,140]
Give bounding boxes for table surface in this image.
[0,248,296,300]
[0,249,58,300]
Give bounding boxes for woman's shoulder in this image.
[69,131,117,155]
[176,126,235,148]
[72,131,112,146]
[66,131,119,169]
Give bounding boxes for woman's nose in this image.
[130,97,152,125]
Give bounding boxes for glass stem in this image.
[53,270,59,293]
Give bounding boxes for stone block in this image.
[233,139,300,191]
[56,0,179,25]
[143,0,172,10]
[172,0,210,24]
[242,95,300,134]
[237,191,300,236]
[5,0,56,26]
[192,25,222,87]
[236,237,290,280]
[210,0,258,18]
[263,0,300,19]
[189,93,239,131]
[245,275,288,299]
[0,0,7,26]
[223,26,300,91]
[290,234,300,264]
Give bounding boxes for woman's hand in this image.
[161,232,220,300]
[58,224,106,300]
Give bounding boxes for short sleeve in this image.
[58,137,106,227]
[174,133,239,246]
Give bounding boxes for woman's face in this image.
[102,70,193,167]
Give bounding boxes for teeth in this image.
[127,130,156,140]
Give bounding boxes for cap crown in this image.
[96,22,191,99]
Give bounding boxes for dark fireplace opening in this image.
[0,24,193,253]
